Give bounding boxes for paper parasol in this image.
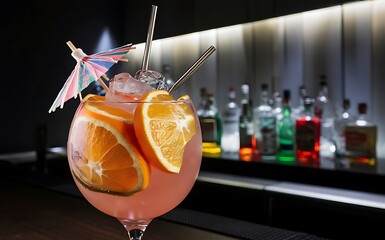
[48,41,134,113]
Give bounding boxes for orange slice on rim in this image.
[82,94,105,101]
[69,96,150,195]
[134,90,196,173]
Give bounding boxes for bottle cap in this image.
[299,85,307,97]
[319,75,327,88]
[241,83,249,94]
[200,87,207,94]
[343,99,350,109]
[261,84,268,91]
[228,86,236,99]
[358,103,367,114]
[283,90,290,99]
[163,64,171,71]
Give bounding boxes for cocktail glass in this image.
[67,91,202,239]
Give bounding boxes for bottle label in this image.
[260,117,277,154]
[296,122,317,151]
[278,116,295,151]
[345,126,377,157]
[223,109,239,123]
[200,118,217,143]
[222,108,239,135]
[261,127,277,154]
[239,122,254,148]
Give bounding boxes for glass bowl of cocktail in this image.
[49,14,216,236]
[67,80,202,238]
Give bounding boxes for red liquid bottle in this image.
[295,97,321,166]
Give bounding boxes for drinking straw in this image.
[141,5,158,71]
[66,41,109,92]
[169,46,216,95]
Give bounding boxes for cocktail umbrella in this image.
[48,41,134,113]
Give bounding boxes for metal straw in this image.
[141,5,158,70]
[169,46,216,95]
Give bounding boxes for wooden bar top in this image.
[0,176,328,240]
[0,178,236,240]
[0,157,327,240]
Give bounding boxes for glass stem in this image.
[128,229,144,240]
[119,218,151,240]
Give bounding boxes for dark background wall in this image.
[1,0,354,153]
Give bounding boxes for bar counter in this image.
[0,177,328,240]
[0,152,327,240]
[0,177,236,240]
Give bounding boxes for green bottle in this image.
[277,90,295,161]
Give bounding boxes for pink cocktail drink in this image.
[67,92,202,233]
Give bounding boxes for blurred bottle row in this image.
[197,80,377,164]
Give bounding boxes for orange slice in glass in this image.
[69,97,150,195]
[134,90,196,173]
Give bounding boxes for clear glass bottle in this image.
[314,78,336,158]
[254,84,277,160]
[221,86,241,154]
[239,83,257,161]
[273,92,283,122]
[345,103,377,159]
[334,99,355,157]
[197,88,222,156]
[293,85,307,119]
[277,90,295,161]
[295,97,321,164]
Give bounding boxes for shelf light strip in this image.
[266,183,385,210]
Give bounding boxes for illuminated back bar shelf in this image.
[124,0,385,160]
[121,2,385,238]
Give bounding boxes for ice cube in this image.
[134,70,169,90]
[106,72,154,102]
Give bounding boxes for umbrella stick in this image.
[141,5,158,70]
[99,74,110,91]
[102,74,109,81]
[66,41,109,92]
[67,41,76,51]
[97,78,109,92]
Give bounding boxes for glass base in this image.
[128,229,144,240]
[118,218,152,240]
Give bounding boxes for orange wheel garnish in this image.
[134,90,196,173]
[69,95,150,195]
[82,94,105,101]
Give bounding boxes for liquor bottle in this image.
[254,84,277,160]
[197,88,222,156]
[221,86,241,154]
[295,97,321,164]
[334,99,355,157]
[345,103,377,159]
[239,83,257,161]
[273,92,283,122]
[197,88,207,117]
[314,77,336,158]
[277,90,295,161]
[293,85,307,119]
